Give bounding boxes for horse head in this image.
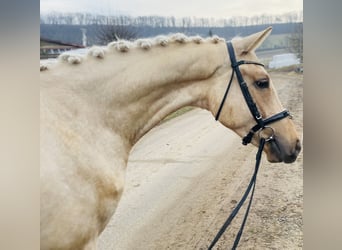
[209,27,301,163]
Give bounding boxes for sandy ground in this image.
[98,72,303,250]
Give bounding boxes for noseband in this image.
[215,42,291,145]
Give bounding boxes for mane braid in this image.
[41,33,225,69]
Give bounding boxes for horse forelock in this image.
[41,34,225,70]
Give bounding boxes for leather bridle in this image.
[215,41,291,146]
[208,42,293,250]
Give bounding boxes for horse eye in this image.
[254,79,269,89]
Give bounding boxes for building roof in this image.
[40,37,85,48]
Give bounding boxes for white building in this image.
[268,53,300,69]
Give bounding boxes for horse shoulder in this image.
[40,96,128,249]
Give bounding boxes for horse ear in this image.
[236,26,272,54]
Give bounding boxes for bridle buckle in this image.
[256,114,262,120]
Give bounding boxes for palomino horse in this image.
[40,27,301,249]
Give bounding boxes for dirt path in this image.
[98,72,303,250]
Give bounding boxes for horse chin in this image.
[265,140,283,163]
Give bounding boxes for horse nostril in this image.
[295,139,301,154]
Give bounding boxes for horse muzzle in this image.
[265,137,301,163]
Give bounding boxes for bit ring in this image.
[258,126,275,142]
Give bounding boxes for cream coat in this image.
[40,27,301,249]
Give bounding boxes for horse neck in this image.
[60,40,227,146]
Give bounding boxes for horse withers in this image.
[40,27,301,249]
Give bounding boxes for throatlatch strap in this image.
[215,68,235,121]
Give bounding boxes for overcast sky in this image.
[40,0,302,18]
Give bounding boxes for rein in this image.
[208,42,291,249]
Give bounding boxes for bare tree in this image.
[41,10,303,27]
[95,24,138,45]
[288,22,303,62]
